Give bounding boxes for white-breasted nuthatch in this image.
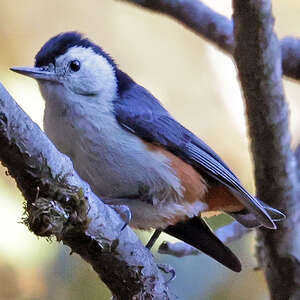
[11,32,285,272]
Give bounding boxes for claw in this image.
[158,263,176,284]
[108,204,132,232]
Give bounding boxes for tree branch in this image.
[0,83,174,299]
[214,221,251,245]
[232,1,300,299]
[120,0,300,80]
[119,0,234,53]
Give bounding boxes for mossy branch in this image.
[0,83,174,299]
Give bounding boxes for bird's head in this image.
[11,32,120,106]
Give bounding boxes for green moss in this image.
[22,182,90,242]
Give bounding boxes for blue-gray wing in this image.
[114,82,275,229]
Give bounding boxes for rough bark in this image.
[120,0,300,80]
[232,1,300,299]
[0,83,174,300]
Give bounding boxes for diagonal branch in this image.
[0,83,174,299]
[120,0,300,80]
[120,0,234,53]
[232,1,300,299]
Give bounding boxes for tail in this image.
[229,198,285,228]
[164,217,242,272]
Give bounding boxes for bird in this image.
[11,32,285,273]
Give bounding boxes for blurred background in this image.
[0,1,299,299]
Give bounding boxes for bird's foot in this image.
[158,263,176,284]
[108,204,132,232]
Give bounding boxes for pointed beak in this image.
[10,66,59,83]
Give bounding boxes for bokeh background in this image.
[0,1,299,299]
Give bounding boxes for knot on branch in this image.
[22,185,90,241]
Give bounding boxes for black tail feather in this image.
[164,217,241,272]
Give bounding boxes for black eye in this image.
[69,60,81,72]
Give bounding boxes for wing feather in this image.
[114,80,275,229]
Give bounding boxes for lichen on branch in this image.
[0,83,174,299]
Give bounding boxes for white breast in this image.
[42,84,207,229]
[43,88,181,197]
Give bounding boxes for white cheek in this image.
[70,72,101,95]
[84,55,117,98]
[56,46,118,100]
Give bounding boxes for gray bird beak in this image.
[10,66,59,82]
